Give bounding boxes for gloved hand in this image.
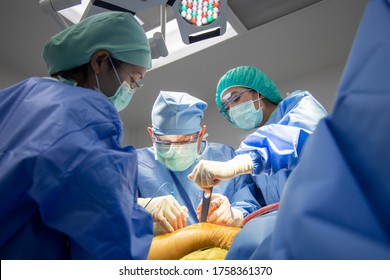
[188,154,253,190]
[196,193,244,227]
[138,195,188,235]
[148,223,241,260]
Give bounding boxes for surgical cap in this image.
[216,66,283,120]
[43,11,151,75]
[152,91,208,135]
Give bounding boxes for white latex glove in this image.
[188,154,253,190]
[196,193,244,227]
[138,195,188,235]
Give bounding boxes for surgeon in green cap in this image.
[189,65,328,206]
[0,12,154,259]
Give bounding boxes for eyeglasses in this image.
[220,89,253,113]
[119,63,143,91]
[153,132,200,146]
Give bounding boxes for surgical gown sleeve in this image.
[228,173,264,216]
[30,123,153,259]
[236,91,327,175]
[0,78,153,259]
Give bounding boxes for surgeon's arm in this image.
[32,129,154,259]
[229,174,263,220]
[238,92,327,176]
[188,126,311,189]
[188,154,253,189]
[237,124,311,175]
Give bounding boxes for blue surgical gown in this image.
[270,0,390,259]
[236,90,328,205]
[226,211,278,260]
[228,0,390,260]
[136,142,263,225]
[0,77,153,259]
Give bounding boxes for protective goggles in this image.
[152,132,200,146]
[220,89,253,113]
[120,63,143,90]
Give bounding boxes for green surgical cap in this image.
[215,66,283,121]
[43,11,151,75]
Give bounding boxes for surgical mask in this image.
[154,142,199,172]
[95,57,135,112]
[108,81,135,112]
[229,98,263,130]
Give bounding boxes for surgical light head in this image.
[172,0,228,44]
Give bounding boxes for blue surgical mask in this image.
[154,142,198,172]
[229,98,263,130]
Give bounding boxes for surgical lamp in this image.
[39,0,168,59]
[172,0,227,44]
[39,0,228,48]
[81,0,228,44]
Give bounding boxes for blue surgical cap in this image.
[43,11,151,75]
[152,91,208,135]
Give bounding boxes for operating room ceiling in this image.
[135,0,324,33]
[0,0,368,147]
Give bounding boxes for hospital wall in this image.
[123,62,344,150]
[0,58,344,150]
[0,64,25,89]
